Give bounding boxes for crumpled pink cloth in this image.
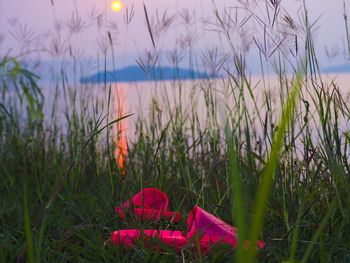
[112,206,263,252]
[186,206,238,250]
[116,188,181,222]
[112,188,264,252]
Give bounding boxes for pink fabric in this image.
[187,206,238,250]
[112,189,264,252]
[112,206,240,252]
[116,188,181,222]
[258,240,264,249]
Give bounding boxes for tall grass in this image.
[1,0,350,262]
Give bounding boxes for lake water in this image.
[42,73,350,146]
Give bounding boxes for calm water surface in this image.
[42,73,350,143]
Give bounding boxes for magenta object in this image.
[112,206,241,252]
[186,206,238,250]
[112,188,264,252]
[116,188,181,222]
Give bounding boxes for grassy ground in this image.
[1,1,350,262]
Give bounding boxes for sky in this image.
[0,0,348,69]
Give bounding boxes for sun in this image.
[111,1,123,12]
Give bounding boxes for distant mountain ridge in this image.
[80,65,212,83]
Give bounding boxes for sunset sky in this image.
[0,0,347,67]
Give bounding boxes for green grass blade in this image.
[246,74,303,262]
[226,126,246,263]
[23,182,35,263]
[300,200,335,263]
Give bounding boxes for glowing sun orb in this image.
[111,1,123,12]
